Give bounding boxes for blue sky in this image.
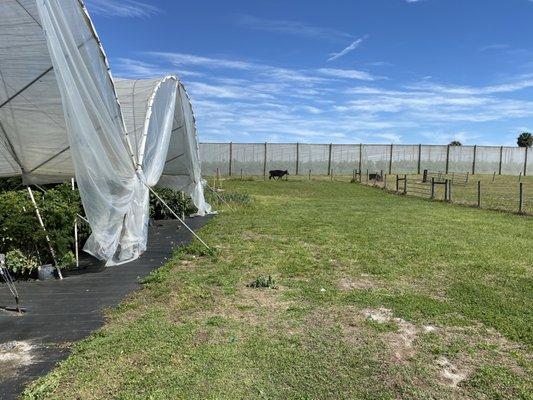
[86,0,533,145]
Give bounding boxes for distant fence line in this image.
[199,143,532,177]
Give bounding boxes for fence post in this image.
[498,146,503,175]
[384,174,387,189]
[309,169,311,181]
[296,142,300,175]
[263,142,267,180]
[396,175,399,192]
[524,147,529,176]
[472,145,477,175]
[327,143,333,176]
[445,145,450,174]
[417,144,422,175]
[477,180,481,208]
[403,174,407,194]
[366,169,369,184]
[229,142,233,176]
[389,144,393,174]
[449,180,453,202]
[358,144,363,177]
[519,182,524,213]
[444,179,449,201]
[431,177,435,199]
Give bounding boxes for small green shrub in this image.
[0,183,81,270]
[149,188,196,219]
[247,275,278,289]
[5,249,38,275]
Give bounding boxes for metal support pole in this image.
[327,143,333,176]
[228,142,233,176]
[358,143,363,177]
[389,144,393,175]
[296,142,299,175]
[27,187,63,279]
[263,142,267,180]
[472,145,477,175]
[71,178,79,268]
[498,146,503,175]
[445,145,450,174]
[417,144,422,175]
[146,185,210,250]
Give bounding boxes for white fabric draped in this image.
[0,0,209,266]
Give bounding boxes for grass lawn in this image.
[25,179,532,399]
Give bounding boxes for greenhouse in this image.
[0,0,209,266]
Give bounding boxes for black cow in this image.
[269,170,289,180]
[369,173,382,181]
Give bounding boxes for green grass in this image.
[376,173,533,214]
[24,179,532,399]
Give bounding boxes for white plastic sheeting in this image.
[0,0,209,266]
[116,78,211,217]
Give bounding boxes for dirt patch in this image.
[362,307,422,362]
[436,357,468,388]
[338,276,381,291]
[0,341,37,378]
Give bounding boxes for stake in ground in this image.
[25,179,532,399]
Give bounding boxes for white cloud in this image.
[85,0,160,18]
[317,68,378,81]
[149,52,256,70]
[114,52,533,144]
[327,37,367,62]
[234,14,353,42]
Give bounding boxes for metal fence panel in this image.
[199,143,529,177]
[501,147,525,175]
[361,144,390,174]
[297,144,329,175]
[331,144,359,174]
[420,145,447,172]
[232,143,265,176]
[266,143,297,174]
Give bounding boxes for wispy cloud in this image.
[113,51,533,145]
[327,37,367,62]
[148,52,256,70]
[85,0,160,18]
[234,14,353,42]
[113,58,167,78]
[479,43,510,52]
[317,68,378,81]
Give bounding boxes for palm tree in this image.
[517,132,533,148]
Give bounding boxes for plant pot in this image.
[38,265,55,281]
